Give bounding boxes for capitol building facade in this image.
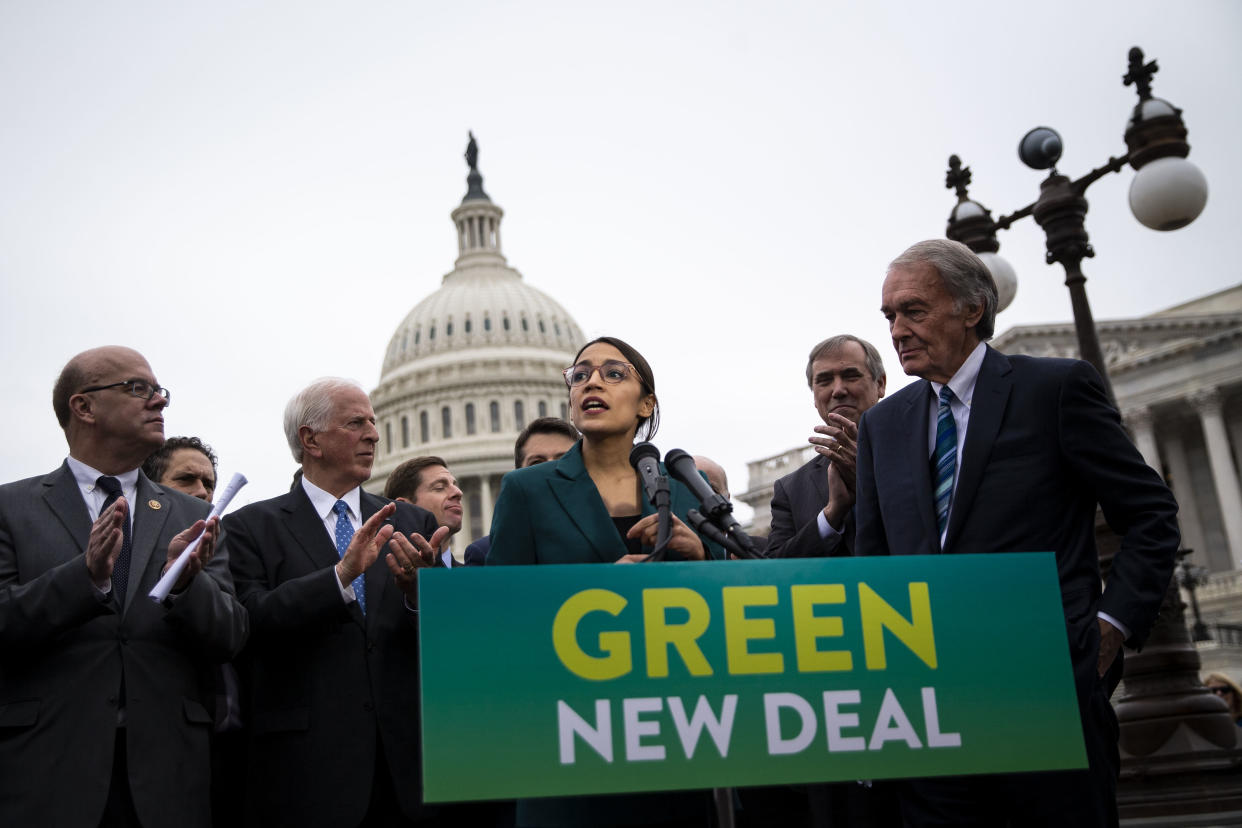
[364,139,585,543]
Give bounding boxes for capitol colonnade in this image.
[990,286,1242,576]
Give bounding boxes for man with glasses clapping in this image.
[0,346,248,828]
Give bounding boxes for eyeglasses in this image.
[79,379,171,407]
[1209,685,1235,697]
[563,360,637,388]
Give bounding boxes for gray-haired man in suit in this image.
[0,346,248,828]
[765,334,887,558]
[225,378,447,827]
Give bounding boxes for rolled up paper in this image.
[148,472,248,602]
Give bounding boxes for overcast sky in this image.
[2,0,1239,519]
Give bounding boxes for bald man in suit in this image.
[0,346,247,828]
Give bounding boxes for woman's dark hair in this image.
[572,336,660,440]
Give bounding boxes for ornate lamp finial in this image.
[1123,47,1158,102]
[946,154,973,201]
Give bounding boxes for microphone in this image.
[664,448,762,558]
[629,442,671,559]
[687,508,748,559]
[630,442,665,508]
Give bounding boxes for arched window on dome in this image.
[401,416,410,449]
[401,332,407,352]
[465,403,476,435]
[429,326,436,341]
[484,316,492,332]
[441,406,452,439]
[489,401,500,433]
[414,328,421,345]
[538,319,546,334]
[446,319,453,336]
[385,421,392,454]
[560,402,568,420]
[554,322,561,336]
[521,317,529,332]
[538,400,548,418]
[420,411,430,443]
[465,317,472,334]
[514,401,525,431]
[503,316,511,332]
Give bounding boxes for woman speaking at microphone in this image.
[487,335,720,828]
[487,335,719,566]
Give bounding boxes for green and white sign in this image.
[419,553,1083,802]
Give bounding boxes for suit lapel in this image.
[282,488,346,573]
[903,381,940,551]
[126,474,171,613]
[547,445,626,563]
[809,454,830,515]
[946,347,1012,550]
[41,462,90,557]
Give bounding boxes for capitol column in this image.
[480,475,493,537]
[1230,416,1242,488]
[1162,433,1209,567]
[1192,388,1242,567]
[1124,406,1161,472]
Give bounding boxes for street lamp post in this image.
[940,48,1242,822]
[1178,556,1212,643]
[943,47,1208,401]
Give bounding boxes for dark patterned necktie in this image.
[96,476,133,605]
[933,386,958,545]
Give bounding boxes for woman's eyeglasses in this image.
[563,360,636,388]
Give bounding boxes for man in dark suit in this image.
[855,239,1179,826]
[384,456,467,568]
[0,346,247,828]
[758,338,898,827]
[225,378,448,828]
[766,335,886,559]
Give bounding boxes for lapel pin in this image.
[148,499,162,510]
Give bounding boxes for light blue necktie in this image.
[934,386,958,545]
[333,500,365,615]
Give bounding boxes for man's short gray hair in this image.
[805,335,886,387]
[284,378,366,463]
[888,239,999,340]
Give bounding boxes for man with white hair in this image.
[225,378,447,827]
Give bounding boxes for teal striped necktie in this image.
[934,386,958,544]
